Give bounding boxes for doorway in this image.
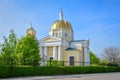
[69,56,74,66]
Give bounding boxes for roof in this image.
[50,20,73,32]
[71,40,86,42]
[66,47,77,51]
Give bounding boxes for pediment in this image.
[44,38,60,42]
[40,36,61,42]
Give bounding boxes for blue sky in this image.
[0,0,120,58]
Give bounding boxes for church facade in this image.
[27,10,90,66]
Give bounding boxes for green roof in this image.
[65,47,77,51]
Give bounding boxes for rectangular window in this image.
[56,33,58,37]
[59,33,61,37]
[53,33,54,36]
[65,33,67,37]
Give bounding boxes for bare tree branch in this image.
[103,46,120,64]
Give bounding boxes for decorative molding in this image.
[39,36,61,42]
[40,40,69,47]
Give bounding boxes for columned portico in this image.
[41,45,63,61]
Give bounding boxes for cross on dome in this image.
[59,9,63,20]
[30,22,32,28]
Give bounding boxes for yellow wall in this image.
[52,29,72,41]
[62,46,84,66]
[62,29,72,41]
[47,46,53,60]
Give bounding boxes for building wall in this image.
[62,29,72,41]
[39,37,90,66]
[71,41,82,48]
[49,28,73,41]
[62,46,84,66]
[64,50,80,66]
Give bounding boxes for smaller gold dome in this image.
[50,20,73,31]
[27,27,36,32]
[26,24,36,37]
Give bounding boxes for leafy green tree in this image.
[90,51,100,64]
[15,35,40,66]
[0,29,17,65]
[99,59,109,66]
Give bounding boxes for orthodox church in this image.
[26,10,90,66]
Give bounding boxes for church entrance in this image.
[69,56,74,66]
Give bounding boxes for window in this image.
[59,33,61,37]
[53,33,54,36]
[56,33,58,37]
[65,33,67,37]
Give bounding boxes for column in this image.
[87,48,90,65]
[44,46,47,61]
[60,29,63,38]
[84,47,90,66]
[40,47,43,57]
[40,46,43,66]
[53,46,57,60]
[58,46,62,61]
[79,56,82,66]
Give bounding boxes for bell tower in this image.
[26,23,36,37]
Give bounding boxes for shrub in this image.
[107,63,119,67]
[0,66,120,78]
[46,60,64,66]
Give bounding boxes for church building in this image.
[26,10,90,66]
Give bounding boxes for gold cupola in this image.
[50,9,73,32]
[49,9,74,41]
[26,23,36,37]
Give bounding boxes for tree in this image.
[15,35,40,66]
[0,29,17,65]
[90,51,100,64]
[103,47,120,64]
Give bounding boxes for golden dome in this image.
[50,20,73,31]
[26,23,36,37]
